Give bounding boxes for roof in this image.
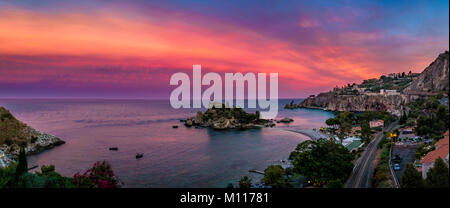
[422,138,449,164]
[435,135,449,148]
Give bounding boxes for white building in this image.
[380,89,400,96]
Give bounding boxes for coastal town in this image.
[2,51,449,188]
[234,51,449,188]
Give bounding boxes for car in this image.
[394,163,401,171]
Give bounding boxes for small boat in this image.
[136,153,144,159]
[172,125,178,128]
[109,147,119,151]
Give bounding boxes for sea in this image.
[0,98,333,187]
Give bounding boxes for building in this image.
[387,73,396,78]
[398,127,420,141]
[380,89,400,96]
[364,92,380,96]
[369,120,384,128]
[421,131,449,178]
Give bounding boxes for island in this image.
[183,105,275,130]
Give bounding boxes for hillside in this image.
[289,51,449,114]
[0,106,65,159]
[405,51,449,92]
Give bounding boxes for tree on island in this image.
[401,163,424,188]
[238,176,252,188]
[289,139,354,187]
[425,157,449,188]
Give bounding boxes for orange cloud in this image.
[0,6,443,98]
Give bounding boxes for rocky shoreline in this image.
[0,106,65,163]
[0,126,65,161]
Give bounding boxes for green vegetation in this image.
[326,179,344,188]
[0,154,120,188]
[414,143,435,160]
[289,139,354,187]
[356,111,394,126]
[0,107,27,146]
[261,165,291,188]
[238,176,252,188]
[73,161,122,188]
[406,96,449,140]
[325,111,354,142]
[1,159,76,188]
[425,157,449,188]
[359,72,413,92]
[360,120,371,143]
[401,163,424,188]
[325,110,394,144]
[15,146,28,181]
[186,106,272,129]
[372,141,394,188]
[203,106,261,124]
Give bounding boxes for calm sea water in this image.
[0,99,332,187]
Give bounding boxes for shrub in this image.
[238,176,252,188]
[17,172,46,188]
[327,179,343,188]
[73,161,121,188]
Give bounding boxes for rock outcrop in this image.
[297,93,408,116]
[0,106,65,160]
[184,107,274,130]
[405,51,449,92]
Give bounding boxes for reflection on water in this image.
[0,99,332,187]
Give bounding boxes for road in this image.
[344,121,398,188]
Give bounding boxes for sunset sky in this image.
[0,0,449,99]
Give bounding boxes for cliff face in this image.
[325,94,407,115]
[299,93,408,115]
[298,92,330,109]
[298,51,449,113]
[405,51,449,92]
